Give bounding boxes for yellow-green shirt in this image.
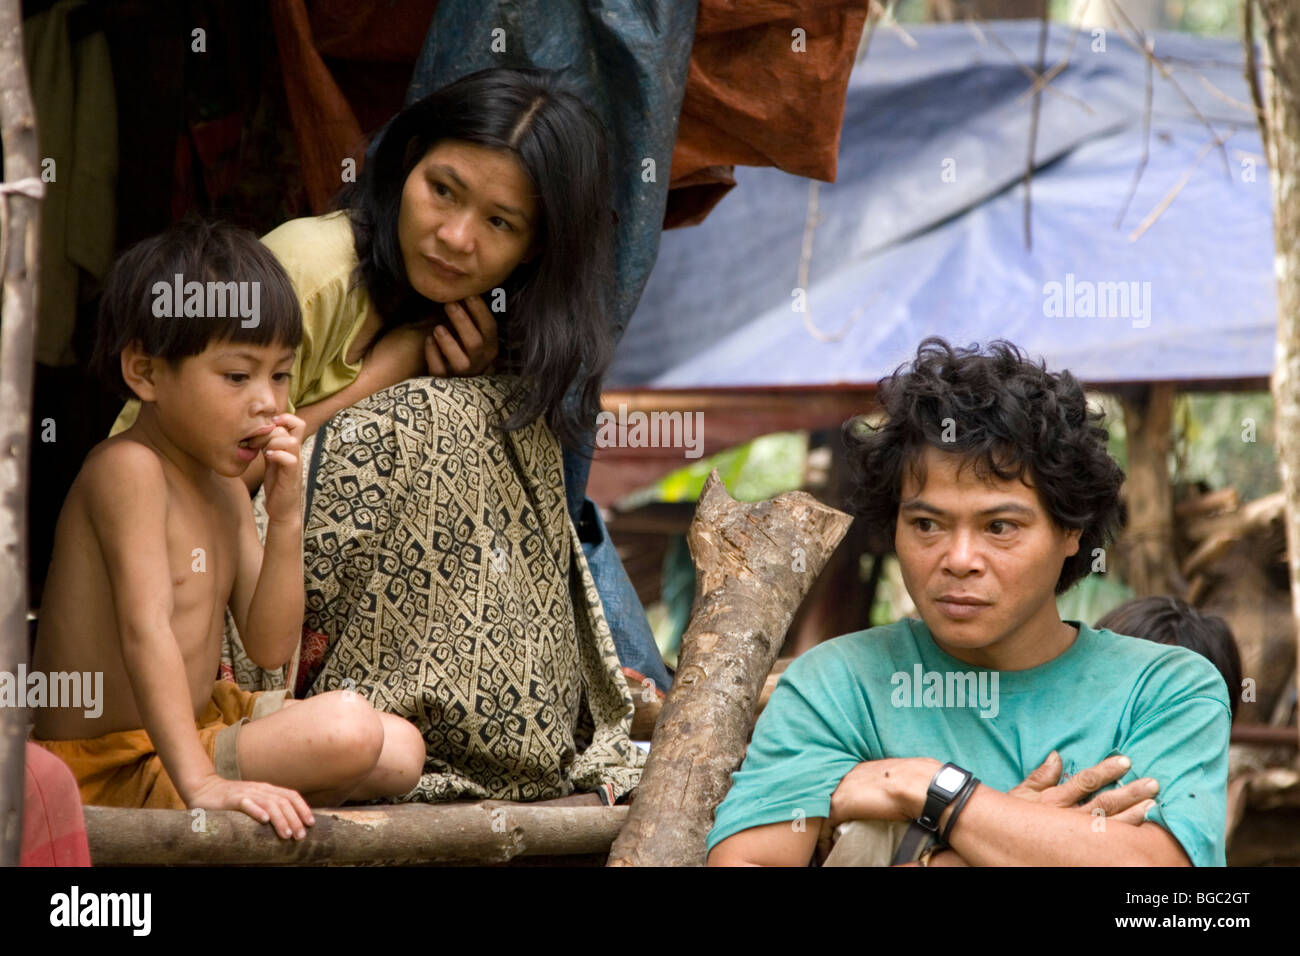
[109,211,373,434]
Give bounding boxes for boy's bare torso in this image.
[33,434,248,739]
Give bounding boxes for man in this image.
[706,338,1230,866]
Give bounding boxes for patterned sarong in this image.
[289,377,644,803]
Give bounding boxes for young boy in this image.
[32,219,425,839]
[1098,596,1244,721]
[707,337,1231,866]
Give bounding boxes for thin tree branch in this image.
[1024,1,1050,251]
[1104,0,1232,178]
[1127,131,1233,242]
[1116,38,1154,228]
[1244,0,1269,157]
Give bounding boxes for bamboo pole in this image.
[0,0,44,868]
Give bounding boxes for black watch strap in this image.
[918,762,972,831]
[939,775,980,845]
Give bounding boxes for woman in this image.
[290,68,644,803]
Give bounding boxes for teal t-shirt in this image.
[706,618,1231,866]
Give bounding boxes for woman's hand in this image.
[364,323,434,390]
[425,296,499,376]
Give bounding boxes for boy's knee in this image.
[315,691,385,775]
[388,717,426,790]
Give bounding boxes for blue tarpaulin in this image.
[611,21,1275,389]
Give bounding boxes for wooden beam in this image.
[84,803,627,866]
[1116,383,1179,596]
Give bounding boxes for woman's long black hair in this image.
[340,67,615,450]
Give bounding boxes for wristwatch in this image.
[918,762,973,832]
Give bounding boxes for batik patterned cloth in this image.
[291,377,644,803]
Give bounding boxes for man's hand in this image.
[1011,751,1158,826]
[925,753,1159,866]
[828,757,942,829]
[258,414,305,526]
[424,296,499,376]
[186,774,315,840]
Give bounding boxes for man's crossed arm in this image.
[709,752,1187,867]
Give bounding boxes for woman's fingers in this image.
[424,333,449,377]
[460,295,499,348]
[445,301,484,353]
[433,325,472,374]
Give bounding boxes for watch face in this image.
[935,766,967,795]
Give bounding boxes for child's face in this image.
[894,445,1082,663]
[397,139,539,304]
[148,339,296,478]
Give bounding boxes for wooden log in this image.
[0,0,44,868]
[1173,486,1239,519]
[627,657,793,739]
[1180,533,1235,579]
[1231,725,1299,747]
[1181,491,1284,544]
[84,803,628,866]
[607,471,852,866]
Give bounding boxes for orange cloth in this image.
[269,0,866,228]
[32,680,270,811]
[667,1,870,227]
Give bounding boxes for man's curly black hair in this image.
[843,337,1125,595]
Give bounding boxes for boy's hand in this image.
[260,413,304,526]
[187,774,315,840]
[425,296,498,376]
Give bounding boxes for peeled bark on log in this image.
[608,470,852,866]
[0,0,43,868]
[84,802,627,866]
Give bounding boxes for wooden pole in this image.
[1117,383,1178,596]
[84,803,628,866]
[608,470,852,866]
[0,0,44,868]
[1255,0,1300,748]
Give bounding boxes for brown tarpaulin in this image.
[270,0,867,226]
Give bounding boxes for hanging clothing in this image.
[23,0,118,367]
